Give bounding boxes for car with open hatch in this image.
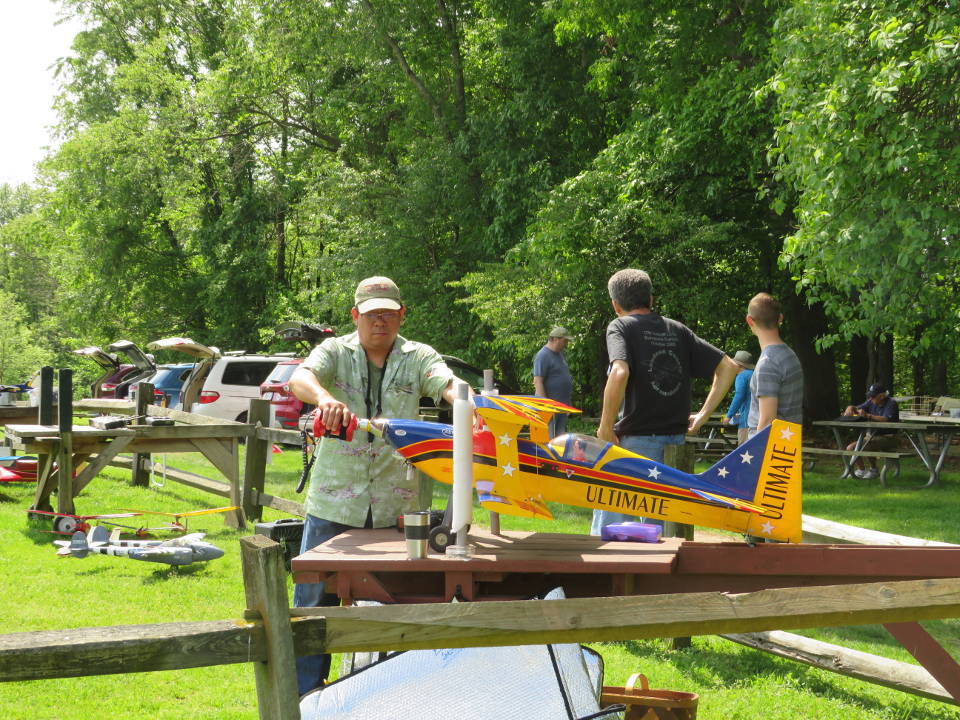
[147,337,294,423]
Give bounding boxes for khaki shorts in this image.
[863,432,898,451]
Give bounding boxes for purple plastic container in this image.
[600,521,662,543]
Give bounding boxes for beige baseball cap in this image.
[354,276,403,314]
[549,326,571,339]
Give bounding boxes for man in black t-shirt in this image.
[592,269,739,535]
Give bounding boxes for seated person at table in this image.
[842,383,900,479]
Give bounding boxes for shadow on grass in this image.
[71,564,114,577]
[22,526,60,545]
[142,563,214,583]
[613,638,898,716]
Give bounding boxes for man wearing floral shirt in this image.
[289,275,465,695]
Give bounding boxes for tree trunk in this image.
[877,335,894,392]
[849,335,869,405]
[783,294,837,422]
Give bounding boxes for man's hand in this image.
[688,411,708,434]
[316,398,354,433]
[597,424,618,444]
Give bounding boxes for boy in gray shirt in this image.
[745,293,803,434]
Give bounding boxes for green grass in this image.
[2,448,960,719]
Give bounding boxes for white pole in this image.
[451,380,473,551]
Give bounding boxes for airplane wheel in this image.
[428,525,452,554]
[53,515,79,534]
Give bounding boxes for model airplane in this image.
[54,525,224,566]
[28,508,144,535]
[0,456,37,482]
[117,505,240,533]
[329,395,803,547]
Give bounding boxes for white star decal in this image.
[647,466,661,480]
[717,466,729,478]
[501,463,516,477]
[760,521,775,535]
[740,451,753,464]
[498,432,514,446]
[780,427,795,441]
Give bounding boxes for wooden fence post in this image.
[663,443,695,541]
[240,534,301,720]
[30,366,55,512]
[243,398,271,524]
[131,382,153,487]
[664,442,694,650]
[56,369,75,516]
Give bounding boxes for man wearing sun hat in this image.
[723,350,755,444]
[288,275,464,694]
[533,325,573,437]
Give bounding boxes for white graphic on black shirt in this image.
[648,349,683,397]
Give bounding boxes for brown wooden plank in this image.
[242,399,271,523]
[130,424,251,439]
[5,578,960,688]
[145,404,245,426]
[676,542,960,578]
[0,620,264,681]
[255,426,302,445]
[107,458,232,498]
[301,576,960,654]
[723,630,954,704]
[191,438,243,528]
[72,435,134,494]
[254,491,305,518]
[292,529,681,577]
[885,622,960,702]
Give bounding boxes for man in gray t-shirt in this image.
[533,326,573,436]
[744,293,803,435]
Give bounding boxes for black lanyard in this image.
[364,357,386,442]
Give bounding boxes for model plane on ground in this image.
[0,456,37,483]
[28,508,144,535]
[117,505,240,533]
[347,395,802,546]
[54,525,224,566]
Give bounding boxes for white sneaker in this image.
[865,468,880,479]
[853,468,866,478]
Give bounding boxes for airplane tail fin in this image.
[697,420,803,542]
[64,530,91,558]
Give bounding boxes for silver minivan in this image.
[146,337,293,422]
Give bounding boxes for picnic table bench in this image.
[685,419,738,461]
[801,446,911,484]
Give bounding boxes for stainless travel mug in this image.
[404,511,430,559]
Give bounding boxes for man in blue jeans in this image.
[591,269,739,535]
[288,276,466,695]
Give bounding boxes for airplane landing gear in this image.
[428,525,452,554]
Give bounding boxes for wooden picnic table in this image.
[291,528,960,603]
[812,419,960,488]
[291,528,960,696]
[5,421,247,524]
[686,418,739,460]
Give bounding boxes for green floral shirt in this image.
[301,331,454,527]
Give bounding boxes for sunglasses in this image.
[361,310,400,322]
